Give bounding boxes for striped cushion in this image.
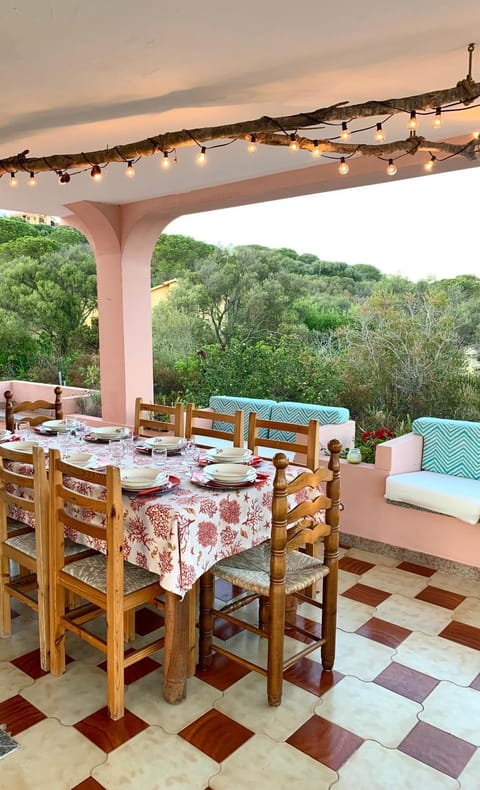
[413,417,480,480]
[209,396,276,439]
[269,402,350,441]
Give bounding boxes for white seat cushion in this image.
[386,471,480,525]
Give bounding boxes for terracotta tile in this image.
[0,694,46,735]
[10,648,49,680]
[338,557,374,575]
[373,662,439,702]
[355,617,411,648]
[213,618,245,640]
[74,706,149,753]
[134,606,164,635]
[470,673,480,691]
[70,778,107,790]
[287,714,363,771]
[415,585,466,610]
[195,652,250,690]
[284,659,344,696]
[179,708,253,762]
[97,650,161,685]
[341,583,391,607]
[398,720,476,778]
[289,614,323,644]
[439,621,480,651]
[396,561,436,577]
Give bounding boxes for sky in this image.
[165,168,480,282]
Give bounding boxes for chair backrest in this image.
[271,441,341,565]
[185,403,244,449]
[133,397,184,437]
[5,387,63,433]
[248,412,320,469]
[0,443,49,560]
[49,448,123,577]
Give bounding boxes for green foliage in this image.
[0,217,39,243]
[151,233,215,286]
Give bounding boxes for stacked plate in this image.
[63,452,95,468]
[91,426,129,441]
[120,467,168,490]
[42,419,76,433]
[144,436,183,451]
[205,447,252,464]
[0,429,12,442]
[204,463,256,484]
[7,441,40,453]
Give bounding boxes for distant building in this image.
[151,279,178,308]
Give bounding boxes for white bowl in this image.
[206,447,252,464]
[91,426,128,439]
[63,452,94,468]
[7,441,41,454]
[144,436,183,450]
[120,467,167,489]
[42,419,71,432]
[204,463,255,483]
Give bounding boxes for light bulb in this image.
[424,155,436,172]
[311,140,321,158]
[472,130,480,140]
[338,157,349,175]
[432,107,442,128]
[197,146,207,164]
[58,171,71,184]
[340,121,351,141]
[125,161,135,177]
[374,123,385,143]
[247,134,257,154]
[386,159,397,176]
[28,172,36,187]
[9,172,17,187]
[90,164,102,181]
[407,110,417,131]
[161,151,171,169]
[288,134,299,151]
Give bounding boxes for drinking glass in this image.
[182,441,200,478]
[18,421,30,441]
[109,439,125,466]
[151,447,167,470]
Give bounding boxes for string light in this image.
[9,172,17,187]
[90,164,102,181]
[125,160,135,177]
[374,123,385,142]
[472,130,480,139]
[58,172,71,184]
[247,134,257,154]
[288,134,299,151]
[432,107,443,128]
[338,157,350,175]
[408,110,418,130]
[341,122,351,141]
[28,172,36,187]
[386,159,397,176]
[197,146,207,164]
[424,155,436,172]
[311,140,321,158]
[160,151,171,170]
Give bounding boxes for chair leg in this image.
[259,596,269,631]
[199,571,214,669]
[321,565,338,670]
[107,603,125,720]
[49,583,66,676]
[0,557,12,638]
[124,610,136,642]
[267,586,286,707]
[37,573,50,672]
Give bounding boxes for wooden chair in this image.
[134,397,184,438]
[4,386,63,433]
[198,440,341,706]
[247,412,320,469]
[185,403,244,450]
[48,448,165,720]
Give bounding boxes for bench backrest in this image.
[413,417,480,480]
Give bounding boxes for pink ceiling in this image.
[1,0,480,218]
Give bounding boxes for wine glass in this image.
[18,421,30,441]
[151,447,167,470]
[182,441,200,478]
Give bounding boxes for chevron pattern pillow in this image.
[413,417,480,480]
[209,396,276,439]
[268,402,350,442]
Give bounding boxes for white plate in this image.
[204,463,256,483]
[0,429,12,441]
[7,441,41,454]
[120,467,167,489]
[63,452,95,468]
[42,419,72,433]
[91,426,128,439]
[144,436,183,450]
[206,447,252,463]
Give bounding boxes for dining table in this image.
[2,426,288,704]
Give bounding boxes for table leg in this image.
[163,589,192,704]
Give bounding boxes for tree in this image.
[150,233,216,286]
[0,217,38,244]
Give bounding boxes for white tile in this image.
[346,547,399,567]
[360,565,428,596]
[210,734,337,789]
[394,632,480,685]
[419,680,480,745]
[315,675,421,747]
[428,571,480,598]
[457,747,480,789]
[93,726,218,789]
[336,739,458,789]
[376,593,452,635]
[338,569,364,592]
[21,662,109,724]
[0,662,34,702]
[312,628,394,681]
[215,672,319,741]
[452,597,480,628]
[337,596,375,632]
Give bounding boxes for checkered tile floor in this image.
[1,546,479,788]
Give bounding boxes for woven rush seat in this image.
[62,553,160,595]
[213,541,328,596]
[5,531,89,560]
[6,516,33,534]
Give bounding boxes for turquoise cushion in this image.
[209,396,276,440]
[413,417,480,480]
[269,402,350,442]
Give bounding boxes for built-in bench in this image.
[385,417,480,525]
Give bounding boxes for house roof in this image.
[2,1,480,219]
